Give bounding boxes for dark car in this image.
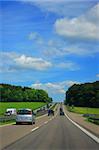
[60,111,64,115]
[60,107,64,116]
[48,109,54,116]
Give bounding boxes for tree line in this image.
[0,84,53,103]
[64,81,99,108]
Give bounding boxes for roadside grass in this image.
[67,106,99,114]
[87,118,99,125]
[66,106,99,125]
[0,102,46,116]
[0,120,15,126]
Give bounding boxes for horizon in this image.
[0,0,99,102]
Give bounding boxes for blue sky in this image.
[0,0,99,101]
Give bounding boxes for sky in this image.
[0,0,99,101]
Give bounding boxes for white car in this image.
[16,109,35,125]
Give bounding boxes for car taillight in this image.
[28,111,32,114]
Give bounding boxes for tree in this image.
[64,81,99,108]
[0,83,53,103]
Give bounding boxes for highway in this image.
[1,106,99,150]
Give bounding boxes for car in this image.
[60,111,64,116]
[60,107,64,116]
[16,108,35,125]
[48,109,54,116]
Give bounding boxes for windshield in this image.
[17,110,32,115]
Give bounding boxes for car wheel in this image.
[16,122,19,125]
[33,121,35,124]
[29,122,33,125]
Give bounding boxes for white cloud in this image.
[31,80,79,95]
[55,3,99,40]
[0,52,80,72]
[20,0,98,17]
[28,32,43,45]
[0,52,52,72]
[44,43,99,57]
[96,74,99,77]
[57,62,80,71]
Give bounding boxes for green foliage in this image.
[88,117,99,125]
[65,81,99,108]
[0,84,53,103]
[0,102,46,116]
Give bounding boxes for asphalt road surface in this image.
[0,111,54,149]
[2,109,99,150]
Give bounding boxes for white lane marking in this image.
[44,121,48,124]
[64,112,99,144]
[31,127,39,132]
[0,105,59,128]
[31,107,59,132]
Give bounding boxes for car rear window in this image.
[17,110,32,115]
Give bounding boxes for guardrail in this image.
[0,103,56,123]
[0,115,16,123]
[83,114,99,118]
[83,114,99,125]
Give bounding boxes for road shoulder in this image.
[64,105,99,138]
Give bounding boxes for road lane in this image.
[2,111,99,150]
[0,105,58,150]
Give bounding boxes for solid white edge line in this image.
[31,127,39,132]
[64,112,99,144]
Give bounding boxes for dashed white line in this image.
[44,121,48,124]
[31,111,58,132]
[64,112,99,144]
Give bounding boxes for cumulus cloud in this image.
[31,80,79,95]
[55,3,99,40]
[14,55,52,70]
[0,52,52,72]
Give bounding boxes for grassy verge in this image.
[66,106,99,125]
[87,118,99,125]
[0,120,15,126]
[0,102,46,116]
[66,106,99,114]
